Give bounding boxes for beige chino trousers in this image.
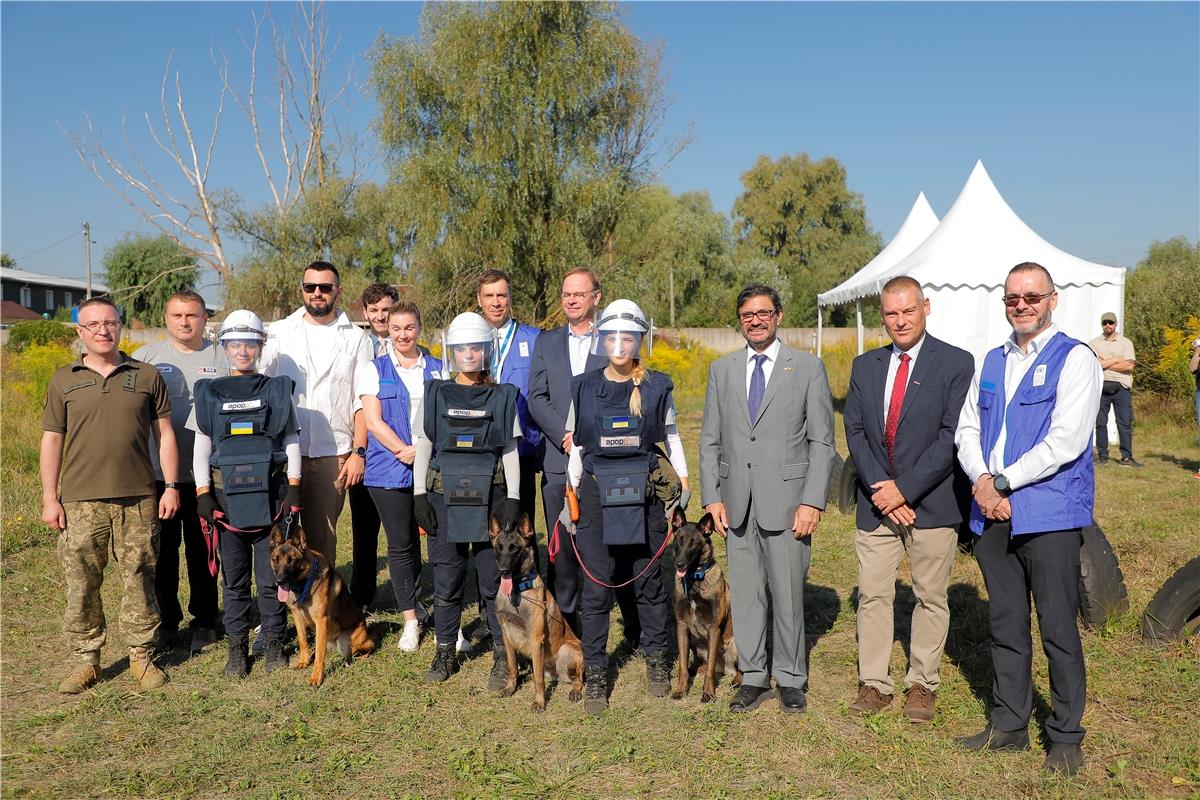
[299,454,348,563]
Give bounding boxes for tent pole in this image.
[856,299,864,355]
[816,302,823,357]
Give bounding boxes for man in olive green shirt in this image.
[1088,311,1140,467]
[40,297,180,693]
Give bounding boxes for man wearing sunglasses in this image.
[260,261,378,563]
[954,262,1102,776]
[1088,312,1141,467]
[41,297,179,694]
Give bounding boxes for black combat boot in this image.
[488,644,509,692]
[262,636,287,674]
[645,651,671,698]
[584,665,608,715]
[424,643,459,683]
[224,634,250,678]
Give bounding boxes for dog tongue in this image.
[277,587,290,603]
[499,575,513,596]
[676,569,687,578]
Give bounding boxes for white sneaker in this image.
[456,628,473,655]
[398,620,421,653]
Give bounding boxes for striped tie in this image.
[748,354,767,422]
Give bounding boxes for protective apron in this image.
[574,371,670,546]
[425,380,518,542]
[194,374,293,529]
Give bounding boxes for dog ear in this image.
[696,513,715,539]
[269,524,283,548]
[489,515,502,539]
[519,513,535,540]
[294,522,308,551]
[670,505,687,532]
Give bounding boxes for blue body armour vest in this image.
[425,379,519,543]
[968,332,1095,536]
[572,368,672,546]
[194,374,295,529]
[365,354,443,490]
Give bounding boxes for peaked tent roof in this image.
[869,161,1125,295]
[818,192,939,306]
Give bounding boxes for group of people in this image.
[41,258,1112,776]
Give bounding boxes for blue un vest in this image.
[365,354,443,490]
[969,332,1095,536]
[498,322,543,457]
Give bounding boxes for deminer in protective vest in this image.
[412,311,522,688]
[191,310,302,678]
[562,299,691,714]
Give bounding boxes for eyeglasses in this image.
[78,320,122,334]
[737,309,778,323]
[1001,292,1054,308]
[302,282,337,294]
[561,290,598,301]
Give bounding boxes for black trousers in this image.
[1095,383,1134,459]
[518,453,539,526]
[427,490,503,648]
[974,522,1086,744]
[542,472,642,643]
[349,481,382,607]
[219,525,286,641]
[368,486,429,623]
[575,473,669,669]
[154,482,219,630]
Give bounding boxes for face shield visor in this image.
[442,335,495,375]
[590,311,653,359]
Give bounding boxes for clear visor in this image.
[222,338,263,367]
[443,337,495,374]
[591,330,645,359]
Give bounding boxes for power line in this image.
[10,231,80,262]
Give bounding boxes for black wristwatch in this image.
[352,446,367,457]
[164,482,179,490]
[992,473,1011,495]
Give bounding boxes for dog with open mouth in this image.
[490,513,585,712]
[671,508,741,702]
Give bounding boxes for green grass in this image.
[2,344,1199,799]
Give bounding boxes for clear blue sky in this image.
[3,2,1197,301]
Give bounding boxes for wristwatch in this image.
[352,446,367,457]
[164,482,179,490]
[992,473,1011,495]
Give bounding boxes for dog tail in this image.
[351,622,377,657]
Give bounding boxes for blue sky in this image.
[3,2,1197,301]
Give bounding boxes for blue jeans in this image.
[1095,383,1133,459]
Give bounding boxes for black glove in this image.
[197,492,222,526]
[414,494,438,537]
[500,497,521,529]
[285,484,302,511]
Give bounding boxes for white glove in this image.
[557,502,574,533]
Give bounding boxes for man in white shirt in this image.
[954,262,1101,777]
[261,261,378,562]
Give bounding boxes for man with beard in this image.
[954,262,1101,776]
[261,261,378,562]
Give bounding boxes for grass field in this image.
[2,342,1198,799]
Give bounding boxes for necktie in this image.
[748,354,767,422]
[884,352,911,469]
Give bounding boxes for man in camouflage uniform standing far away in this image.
[40,297,181,693]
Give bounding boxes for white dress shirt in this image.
[391,350,432,433]
[567,322,596,376]
[368,331,392,359]
[955,324,1102,491]
[883,334,927,421]
[493,317,518,375]
[744,338,782,399]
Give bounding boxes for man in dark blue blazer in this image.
[843,275,974,723]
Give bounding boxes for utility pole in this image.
[83,222,92,299]
[668,265,675,327]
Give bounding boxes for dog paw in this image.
[291,656,312,670]
[568,689,582,703]
[701,692,716,704]
[307,672,324,687]
[499,685,517,698]
[530,701,545,713]
[670,690,685,700]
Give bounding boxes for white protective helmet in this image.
[218,309,267,344]
[442,311,496,374]
[592,299,653,359]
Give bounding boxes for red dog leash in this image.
[554,520,674,590]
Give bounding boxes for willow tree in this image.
[370,2,679,324]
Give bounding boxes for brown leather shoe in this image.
[58,663,102,694]
[904,684,936,723]
[850,684,893,714]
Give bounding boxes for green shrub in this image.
[1124,237,1200,395]
[1156,316,1200,403]
[6,320,76,351]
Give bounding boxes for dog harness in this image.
[280,558,322,605]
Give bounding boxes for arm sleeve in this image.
[41,374,67,433]
[352,336,380,412]
[568,445,584,488]
[151,372,172,419]
[799,360,836,510]
[284,432,301,480]
[662,395,688,478]
[698,362,722,507]
[193,431,213,489]
[843,358,890,489]
[412,416,431,496]
[526,336,566,451]
[502,442,520,500]
[954,372,988,484]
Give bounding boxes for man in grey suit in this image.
[700,283,836,713]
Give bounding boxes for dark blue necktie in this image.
[748,353,767,422]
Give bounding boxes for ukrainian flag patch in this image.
[454,434,475,448]
[230,421,254,436]
[610,416,632,429]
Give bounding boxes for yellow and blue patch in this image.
[229,421,254,436]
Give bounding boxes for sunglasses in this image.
[1001,292,1054,308]
[302,282,337,294]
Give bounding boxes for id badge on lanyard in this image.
[494,322,517,374]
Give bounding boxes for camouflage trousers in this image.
[58,497,161,664]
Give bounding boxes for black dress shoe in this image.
[729,684,775,713]
[1045,742,1083,776]
[955,724,1031,751]
[777,686,807,713]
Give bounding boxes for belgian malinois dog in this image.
[490,513,585,712]
[671,508,740,702]
[269,521,376,687]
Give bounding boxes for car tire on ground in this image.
[838,457,858,516]
[1140,555,1200,645]
[827,453,845,510]
[1078,522,1129,630]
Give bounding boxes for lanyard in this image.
[494,320,518,375]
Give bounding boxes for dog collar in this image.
[286,558,322,605]
[683,560,716,590]
[514,570,539,593]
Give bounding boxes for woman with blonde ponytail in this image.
[562,300,690,714]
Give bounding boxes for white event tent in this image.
[817,191,939,353]
[817,161,1126,366]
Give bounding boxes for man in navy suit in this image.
[843,275,974,723]
[477,269,543,524]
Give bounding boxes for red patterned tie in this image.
[884,352,911,470]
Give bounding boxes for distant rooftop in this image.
[1,266,110,294]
